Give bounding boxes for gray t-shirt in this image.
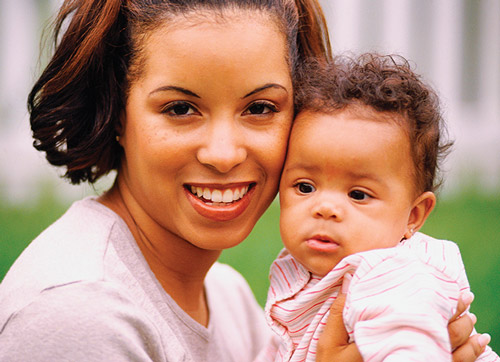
[0,197,271,361]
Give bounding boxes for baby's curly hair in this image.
[295,53,453,193]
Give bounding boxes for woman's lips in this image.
[184,183,255,222]
[306,235,340,252]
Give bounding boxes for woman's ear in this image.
[404,191,436,239]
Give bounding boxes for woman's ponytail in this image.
[294,0,332,63]
[28,0,128,184]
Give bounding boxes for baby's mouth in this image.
[185,184,254,205]
[306,235,340,252]
[309,235,339,245]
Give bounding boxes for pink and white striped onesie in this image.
[261,232,499,362]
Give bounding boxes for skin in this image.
[100,9,294,326]
[280,108,435,276]
[95,8,481,359]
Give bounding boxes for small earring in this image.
[116,135,120,142]
[403,228,414,240]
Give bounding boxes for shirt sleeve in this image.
[0,281,166,362]
[343,250,460,362]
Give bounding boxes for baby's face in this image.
[279,109,418,276]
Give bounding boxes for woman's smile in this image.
[184,183,256,222]
[186,183,253,204]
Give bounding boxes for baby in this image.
[263,54,499,361]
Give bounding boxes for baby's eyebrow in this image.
[284,163,386,184]
[344,169,386,183]
[283,163,320,174]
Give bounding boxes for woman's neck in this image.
[98,181,221,326]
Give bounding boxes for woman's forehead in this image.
[126,9,292,101]
[129,8,287,81]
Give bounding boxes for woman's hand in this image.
[449,292,491,362]
[316,292,489,362]
[316,293,362,362]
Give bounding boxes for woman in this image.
[0,0,483,360]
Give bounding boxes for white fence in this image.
[0,0,499,203]
[323,0,500,192]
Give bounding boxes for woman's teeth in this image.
[190,186,248,203]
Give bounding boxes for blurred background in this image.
[1,0,499,352]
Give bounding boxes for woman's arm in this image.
[316,293,488,362]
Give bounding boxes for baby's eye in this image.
[296,182,316,194]
[349,190,370,201]
[162,101,198,116]
[244,101,278,115]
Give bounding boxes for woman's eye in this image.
[162,102,197,116]
[296,182,316,194]
[244,101,278,115]
[349,190,369,201]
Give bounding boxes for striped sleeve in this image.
[343,250,458,362]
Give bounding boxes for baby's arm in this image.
[316,292,485,362]
[343,251,458,361]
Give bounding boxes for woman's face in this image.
[118,10,293,250]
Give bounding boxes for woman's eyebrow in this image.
[149,85,200,98]
[243,83,288,98]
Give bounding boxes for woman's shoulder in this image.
[0,280,165,361]
[206,262,265,323]
[0,197,134,327]
[35,196,127,247]
[206,262,272,358]
[206,262,255,299]
[206,262,266,328]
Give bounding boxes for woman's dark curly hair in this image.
[28,0,331,184]
[295,53,453,193]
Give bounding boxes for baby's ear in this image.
[404,191,436,239]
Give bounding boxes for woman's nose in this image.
[196,119,247,173]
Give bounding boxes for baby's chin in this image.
[306,262,340,277]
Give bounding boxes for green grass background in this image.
[1,190,499,352]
